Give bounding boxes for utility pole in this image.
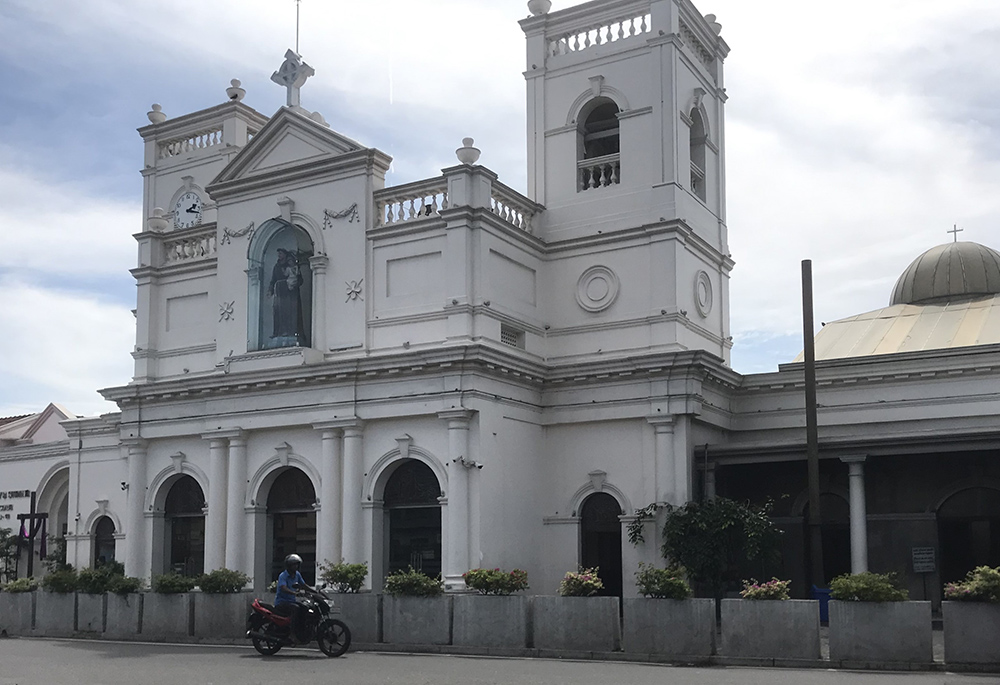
[802,260,824,587]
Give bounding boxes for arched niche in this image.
[247,218,315,351]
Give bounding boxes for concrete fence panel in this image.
[193,592,254,640]
[332,593,381,644]
[0,592,34,636]
[33,591,75,637]
[720,599,820,660]
[942,601,1000,665]
[453,595,528,649]
[105,593,142,640]
[76,593,106,633]
[383,595,453,645]
[829,600,932,664]
[622,598,715,657]
[532,596,620,653]
[141,592,193,639]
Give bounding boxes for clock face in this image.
[173,191,203,229]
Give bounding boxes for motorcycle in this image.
[246,585,352,657]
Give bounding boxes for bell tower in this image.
[521,0,733,363]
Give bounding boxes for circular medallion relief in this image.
[576,266,620,312]
[694,271,713,318]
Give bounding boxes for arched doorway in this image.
[384,460,442,578]
[580,493,623,598]
[164,475,206,577]
[938,487,1000,583]
[267,468,317,584]
[93,516,116,567]
[803,493,851,585]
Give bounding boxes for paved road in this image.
[1,638,997,685]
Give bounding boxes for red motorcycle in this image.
[246,585,351,657]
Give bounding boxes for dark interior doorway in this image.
[267,468,317,584]
[165,475,205,577]
[384,460,442,578]
[93,516,116,568]
[939,487,1000,583]
[580,493,623,598]
[802,493,851,586]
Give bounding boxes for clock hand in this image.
[187,203,199,213]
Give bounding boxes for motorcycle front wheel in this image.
[316,619,351,657]
[252,624,283,656]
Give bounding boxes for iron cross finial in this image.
[948,224,963,243]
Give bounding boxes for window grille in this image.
[500,325,524,349]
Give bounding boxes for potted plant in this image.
[382,567,450,645]
[534,568,620,653]
[193,568,252,639]
[318,561,377,643]
[942,565,1000,664]
[828,571,931,664]
[720,578,820,659]
[454,568,530,648]
[623,564,714,657]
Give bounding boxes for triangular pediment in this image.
[213,107,366,185]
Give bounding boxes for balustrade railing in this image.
[490,181,536,233]
[548,12,651,57]
[158,127,224,159]
[163,230,217,265]
[578,154,621,191]
[374,179,449,227]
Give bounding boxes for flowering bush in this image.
[635,563,691,599]
[2,577,37,593]
[319,561,369,593]
[944,566,1000,603]
[383,567,444,597]
[740,577,791,600]
[829,572,907,602]
[463,568,529,595]
[558,567,603,597]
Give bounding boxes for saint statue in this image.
[267,248,305,341]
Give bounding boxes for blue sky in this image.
[2,0,999,417]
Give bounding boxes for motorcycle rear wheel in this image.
[316,619,351,658]
[252,625,283,656]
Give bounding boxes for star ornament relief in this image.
[219,301,235,321]
[346,279,364,302]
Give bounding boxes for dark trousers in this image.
[273,602,305,641]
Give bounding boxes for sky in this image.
[1,0,999,418]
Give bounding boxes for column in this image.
[204,436,229,571]
[123,439,148,579]
[841,455,869,573]
[705,462,717,501]
[224,432,248,573]
[315,426,343,567]
[440,410,473,590]
[672,416,691,504]
[647,417,675,505]
[340,423,365,565]
[309,255,328,351]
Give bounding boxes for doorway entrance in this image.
[938,487,1000,584]
[267,468,317,584]
[384,460,442,578]
[93,516,116,567]
[580,493,623,598]
[165,475,205,577]
[803,493,851,586]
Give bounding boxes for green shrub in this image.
[319,561,369,593]
[41,569,78,593]
[3,577,37,593]
[463,568,529,595]
[558,567,603,597]
[152,572,197,594]
[77,562,127,594]
[635,563,692,599]
[944,566,1000,603]
[108,575,144,595]
[829,572,908,602]
[198,568,250,594]
[740,577,791,600]
[383,567,444,597]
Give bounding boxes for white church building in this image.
[3,0,999,601]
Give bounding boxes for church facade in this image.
[3,0,998,601]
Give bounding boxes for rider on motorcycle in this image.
[274,553,311,641]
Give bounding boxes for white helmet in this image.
[284,553,303,571]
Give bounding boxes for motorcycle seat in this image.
[256,601,275,612]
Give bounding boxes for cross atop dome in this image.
[271,49,315,109]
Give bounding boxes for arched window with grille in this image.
[689,108,708,202]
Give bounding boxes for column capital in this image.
[313,417,362,432]
[839,454,867,465]
[646,415,676,431]
[438,409,475,425]
[121,437,148,452]
[309,254,329,274]
[202,429,244,442]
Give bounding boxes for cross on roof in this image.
[271,49,315,109]
[948,224,963,243]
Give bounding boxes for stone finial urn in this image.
[528,0,551,16]
[147,208,169,232]
[226,79,246,102]
[147,104,167,124]
[456,138,481,165]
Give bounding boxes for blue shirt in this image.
[275,570,305,605]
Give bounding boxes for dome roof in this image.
[890,241,1000,306]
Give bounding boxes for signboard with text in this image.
[912,547,936,574]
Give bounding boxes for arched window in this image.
[384,460,442,578]
[93,516,116,568]
[164,475,205,577]
[689,108,708,202]
[249,220,314,351]
[578,98,621,191]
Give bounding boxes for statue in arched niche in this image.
[267,248,305,340]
